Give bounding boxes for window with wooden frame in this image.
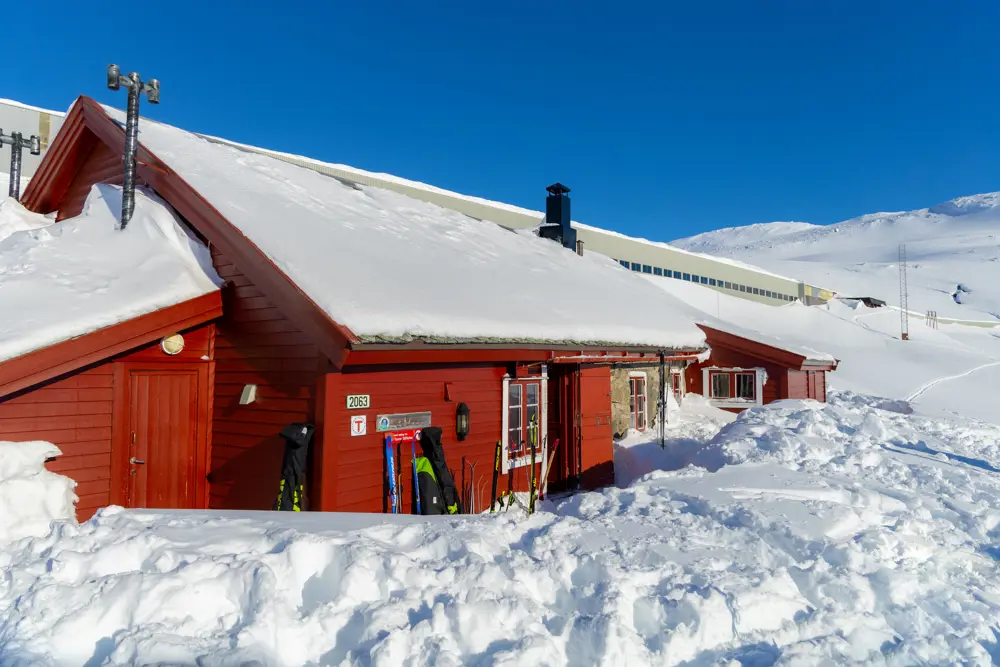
[709,372,730,399]
[629,375,647,431]
[507,381,540,460]
[707,370,759,403]
[671,371,683,398]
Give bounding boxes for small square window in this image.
[752,287,760,295]
[710,373,731,399]
[709,278,717,286]
[700,276,709,284]
[631,262,641,271]
[683,273,691,281]
[653,267,663,276]
[673,271,682,279]
[619,260,630,268]
[724,282,732,289]
[765,290,772,298]
[692,274,700,282]
[642,265,653,274]
[735,372,756,400]
[739,285,747,292]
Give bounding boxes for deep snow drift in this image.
[4,394,1000,665]
[673,190,1000,324]
[0,184,221,362]
[645,276,1000,426]
[0,441,75,548]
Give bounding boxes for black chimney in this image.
[540,183,577,251]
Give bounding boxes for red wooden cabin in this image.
[1,97,705,519]
[683,324,838,411]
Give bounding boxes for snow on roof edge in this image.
[698,320,836,364]
[0,98,66,117]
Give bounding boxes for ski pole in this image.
[490,440,502,513]
[411,438,421,515]
[385,435,399,514]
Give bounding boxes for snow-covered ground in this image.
[6,391,1000,665]
[673,191,1000,324]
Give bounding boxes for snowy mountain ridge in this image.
[674,190,1000,256]
[672,189,1000,323]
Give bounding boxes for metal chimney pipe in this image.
[576,239,584,256]
[0,129,39,200]
[107,65,160,230]
[120,72,142,229]
[8,132,21,199]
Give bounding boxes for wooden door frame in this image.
[111,361,213,509]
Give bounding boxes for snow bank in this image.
[0,185,222,362]
[5,392,1000,664]
[100,106,706,350]
[0,441,76,547]
[0,191,48,243]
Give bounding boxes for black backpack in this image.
[418,427,461,515]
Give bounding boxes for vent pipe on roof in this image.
[107,64,160,230]
[539,183,577,251]
[0,129,41,200]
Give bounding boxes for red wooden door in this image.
[578,366,614,489]
[128,370,199,508]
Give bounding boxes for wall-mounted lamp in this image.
[239,384,257,405]
[456,402,470,442]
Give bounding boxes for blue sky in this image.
[6,1,1000,239]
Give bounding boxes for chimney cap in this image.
[546,183,571,196]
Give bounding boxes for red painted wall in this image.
[0,325,214,520]
[208,246,324,510]
[323,363,506,513]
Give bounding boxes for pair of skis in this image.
[385,435,421,514]
[489,424,547,515]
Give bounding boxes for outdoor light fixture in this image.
[107,64,160,230]
[0,129,42,200]
[160,334,185,355]
[456,402,470,442]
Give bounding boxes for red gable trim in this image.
[24,96,357,370]
[0,292,222,400]
[698,324,838,372]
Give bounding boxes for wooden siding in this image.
[0,324,214,521]
[209,246,323,510]
[787,370,809,400]
[0,364,114,519]
[326,364,506,513]
[56,138,142,221]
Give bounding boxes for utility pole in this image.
[0,130,41,200]
[898,243,909,340]
[107,64,160,230]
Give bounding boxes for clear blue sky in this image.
[6,1,1000,238]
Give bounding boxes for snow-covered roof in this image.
[0,185,221,363]
[193,134,801,283]
[103,106,707,350]
[0,98,66,117]
[700,320,837,364]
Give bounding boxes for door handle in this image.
[130,457,146,465]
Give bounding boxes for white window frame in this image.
[670,369,685,399]
[628,371,647,432]
[701,367,766,408]
[501,367,549,474]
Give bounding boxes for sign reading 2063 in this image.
[346,394,370,409]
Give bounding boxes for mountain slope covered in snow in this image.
[673,191,1000,323]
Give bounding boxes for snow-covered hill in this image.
[673,191,1000,323]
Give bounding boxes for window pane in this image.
[654,267,663,276]
[752,287,760,295]
[692,274,700,282]
[642,264,652,274]
[739,285,747,292]
[709,278,717,286]
[700,276,709,284]
[710,373,730,399]
[631,262,641,271]
[736,373,756,400]
[673,271,682,280]
[724,282,732,289]
[619,259,629,268]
